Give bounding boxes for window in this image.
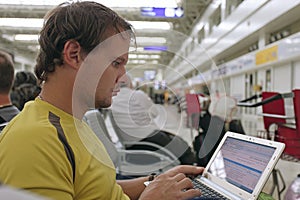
[198,27,205,44]
[265,69,271,91]
[209,5,221,33]
[225,0,244,18]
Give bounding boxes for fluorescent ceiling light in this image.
[129,46,138,52]
[0,18,172,31]
[0,0,63,5]
[28,45,40,51]
[0,0,178,7]
[15,34,38,41]
[128,60,147,64]
[129,54,161,59]
[130,21,172,30]
[97,0,178,7]
[136,47,145,52]
[1,34,14,41]
[149,55,160,59]
[136,37,167,44]
[0,18,43,28]
[129,54,138,59]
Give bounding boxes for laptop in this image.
[192,131,285,200]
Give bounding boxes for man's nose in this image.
[118,70,128,84]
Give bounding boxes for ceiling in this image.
[0,0,211,81]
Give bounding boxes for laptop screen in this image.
[208,136,276,193]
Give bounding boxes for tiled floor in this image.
[105,104,300,200]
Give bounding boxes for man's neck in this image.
[39,65,89,119]
[40,83,87,120]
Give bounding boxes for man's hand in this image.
[139,165,204,200]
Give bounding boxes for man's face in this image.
[74,31,130,109]
[94,52,128,108]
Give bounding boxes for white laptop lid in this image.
[199,131,285,200]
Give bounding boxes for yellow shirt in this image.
[0,98,129,200]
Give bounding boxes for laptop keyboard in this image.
[192,178,230,200]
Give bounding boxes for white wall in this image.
[230,75,245,101]
[273,63,292,93]
[293,60,300,89]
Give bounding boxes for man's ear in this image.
[63,40,83,69]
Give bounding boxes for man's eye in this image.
[112,61,121,67]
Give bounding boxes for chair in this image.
[237,91,299,199]
[264,90,300,160]
[107,109,181,162]
[83,109,179,177]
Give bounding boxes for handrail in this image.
[258,113,295,119]
[237,92,294,107]
[239,94,262,103]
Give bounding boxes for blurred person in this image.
[0,2,204,200]
[10,71,41,110]
[111,75,197,165]
[164,89,169,104]
[193,95,245,166]
[0,50,19,131]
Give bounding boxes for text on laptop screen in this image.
[208,137,276,193]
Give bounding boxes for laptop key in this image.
[192,179,230,200]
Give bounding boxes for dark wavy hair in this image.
[10,71,41,110]
[35,1,134,82]
[0,50,14,94]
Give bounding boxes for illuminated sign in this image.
[141,7,184,18]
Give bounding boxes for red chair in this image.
[293,89,300,134]
[261,90,300,159]
[185,94,201,127]
[274,89,300,159]
[237,90,300,159]
[185,93,202,140]
[261,91,287,132]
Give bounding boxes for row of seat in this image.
[83,109,180,177]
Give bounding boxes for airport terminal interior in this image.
[1,0,300,199]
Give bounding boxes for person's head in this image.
[209,95,237,122]
[0,50,14,96]
[12,71,38,89]
[35,1,135,109]
[10,71,41,110]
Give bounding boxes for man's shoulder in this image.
[3,102,54,134]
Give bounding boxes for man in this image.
[111,75,196,165]
[0,50,20,131]
[0,2,203,200]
